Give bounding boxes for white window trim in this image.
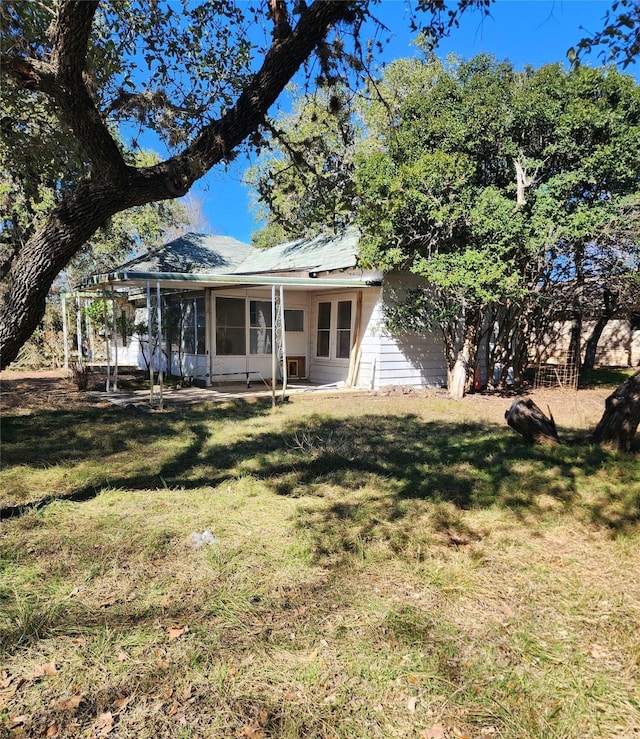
[314,296,355,362]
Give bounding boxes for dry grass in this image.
[1,372,639,738]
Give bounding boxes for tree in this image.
[0,0,490,369]
[247,85,360,247]
[356,55,640,398]
[571,0,640,69]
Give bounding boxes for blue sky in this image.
[193,0,635,243]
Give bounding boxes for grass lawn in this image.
[1,376,639,738]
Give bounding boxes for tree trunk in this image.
[582,289,616,372]
[581,314,610,372]
[592,370,640,451]
[567,308,582,370]
[449,313,479,400]
[505,397,560,445]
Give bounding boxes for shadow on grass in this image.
[0,398,273,518]
[2,406,639,535]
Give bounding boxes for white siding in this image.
[370,274,448,389]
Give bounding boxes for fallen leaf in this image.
[237,726,264,739]
[168,625,189,641]
[407,696,417,713]
[95,711,114,736]
[113,696,131,711]
[32,662,58,678]
[56,695,82,713]
[46,723,58,737]
[116,651,128,662]
[6,715,28,729]
[181,685,193,701]
[167,701,180,717]
[258,709,268,726]
[0,673,12,689]
[420,725,447,739]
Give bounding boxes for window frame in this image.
[314,296,354,361]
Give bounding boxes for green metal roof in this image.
[117,233,254,274]
[80,228,377,291]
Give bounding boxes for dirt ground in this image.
[0,367,613,434]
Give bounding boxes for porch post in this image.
[271,284,276,408]
[205,288,212,387]
[157,281,164,410]
[111,287,118,391]
[279,284,287,400]
[102,288,111,392]
[62,295,69,369]
[146,280,154,405]
[75,297,83,368]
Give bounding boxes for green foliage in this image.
[570,0,640,69]
[247,86,360,245]
[356,54,640,385]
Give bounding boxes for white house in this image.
[80,228,449,391]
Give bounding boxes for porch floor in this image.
[91,380,362,409]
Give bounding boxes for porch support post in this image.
[102,288,111,392]
[205,288,212,387]
[84,302,92,364]
[146,280,154,405]
[111,287,118,391]
[157,281,164,410]
[62,295,69,369]
[271,284,276,409]
[76,297,83,368]
[347,290,363,388]
[279,284,287,400]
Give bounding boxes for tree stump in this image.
[505,397,560,445]
[591,370,640,452]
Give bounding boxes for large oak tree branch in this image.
[3,0,127,181]
[0,0,361,368]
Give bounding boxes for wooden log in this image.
[505,397,560,445]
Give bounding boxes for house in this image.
[79,228,449,391]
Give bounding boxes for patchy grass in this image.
[579,367,636,389]
[1,383,639,738]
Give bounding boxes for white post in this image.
[157,281,163,410]
[102,289,110,392]
[111,287,118,391]
[146,281,154,405]
[62,295,69,369]
[271,284,276,409]
[279,284,287,400]
[76,297,83,368]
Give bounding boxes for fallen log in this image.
[505,397,560,445]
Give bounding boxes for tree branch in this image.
[159,0,361,192]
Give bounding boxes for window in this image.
[216,297,245,355]
[315,298,353,360]
[336,300,352,359]
[249,300,272,354]
[285,309,304,332]
[182,299,195,353]
[195,296,205,354]
[316,302,331,357]
[165,295,206,356]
